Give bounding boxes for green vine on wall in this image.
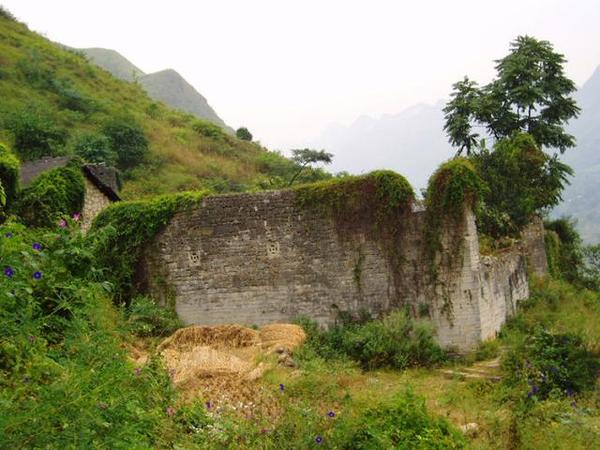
[424,158,485,322]
[88,191,208,303]
[294,170,415,303]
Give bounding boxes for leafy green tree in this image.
[3,108,68,160]
[444,36,580,154]
[236,127,253,141]
[473,133,572,237]
[102,119,148,170]
[288,148,333,186]
[72,133,116,165]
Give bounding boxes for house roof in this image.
[20,156,120,201]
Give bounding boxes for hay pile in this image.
[156,323,306,407]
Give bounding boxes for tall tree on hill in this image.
[444,35,580,155]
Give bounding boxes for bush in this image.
[0,222,178,448]
[0,143,20,209]
[3,108,68,160]
[472,134,572,237]
[126,296,183,337]
[15,160,85,228]
[503,327,599,400]
[296,310,445,370]
[102,118,149,170]
[544,217,584,285]
[191,119,227,140]
[72,132,116,165]
[236,127,252,141]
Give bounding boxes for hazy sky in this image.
[3,0,600,150]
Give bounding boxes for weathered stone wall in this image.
[81,178,112,232]
[138,189,546,351]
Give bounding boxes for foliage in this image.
[0,222,178,448]
[544,217,584,284]
[72,132,116,166]
[424,158,485,273]
[2,107,68,161]
[0,5,16,21]
[582,244,600,291]
[332,390,466,449]
[288,148,333,186]
[14,160,85,228]
[126,296,183,337]
[255,150,332,188]
[191,119,228,141]
[102,118,149,170]
[235,126,253,141]
[295,310,445,371]
[472,133,572,237]
[89,191,208,302]
[0,142,20,209]
[444,35,580,154]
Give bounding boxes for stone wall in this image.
[81,177,112,232]
[138,189,547,351]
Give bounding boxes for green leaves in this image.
[443,35,580,154]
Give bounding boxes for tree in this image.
[444,36,580,155]
[73,133,116,166]
[473,133,572,237]
[288,149,333,186]
[236,127,253,141]
[102,119,148,170]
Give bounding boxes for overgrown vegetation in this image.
[14,159,85,228]
[89,191,208,302]
[295,310,445,371]
[126,296,183,337]
[0,142,19,210]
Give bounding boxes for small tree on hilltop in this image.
[236,127,253,141]
[444,35,580,155]
[288,149,333,186]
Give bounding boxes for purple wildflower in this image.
[28,335,35,343]
[260,428,269,434]
[134,367,142,376]
[166,406,176,417]
[550,367,558,373]
[205,401,212,410]
[33,271,42,280]
[279,383,284,392]
[4,267,14,278]
[72,212,81,222]
[59,219,67,229]
[32,243,42,251]
[4,232,13,238]
[566,388,574,397]
[327,411,336,418]
[315,436,323,444]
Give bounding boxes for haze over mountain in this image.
[312,66,600,243]
[81,48,232,132]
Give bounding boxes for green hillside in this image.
[0,11,328,199]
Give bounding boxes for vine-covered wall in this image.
[136,175,546,351]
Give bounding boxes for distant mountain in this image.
[313,68,600,243]
[82,48,144,82]
[313,101,450,190]
[80,48,232,132]
[138,69,232,133]
[554,65,600,243]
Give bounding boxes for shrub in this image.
[332,390,466,449]
[72,132,116,165]
[15,159,85,228]
[0,143,20,209]
[0,222,177,448]
[544,217,584,285]
[503,327,599,400]
[472,134,572,237]
[3,108,68,160]
[235,126,252,141]
[191,119,227,140]
[126,296,183,337]
[102,118,149,170]
[296,310,445,370]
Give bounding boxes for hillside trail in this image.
[130,323,306,416]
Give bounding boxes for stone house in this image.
[20,156,120,231]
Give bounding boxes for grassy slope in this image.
[0,13,321,200]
